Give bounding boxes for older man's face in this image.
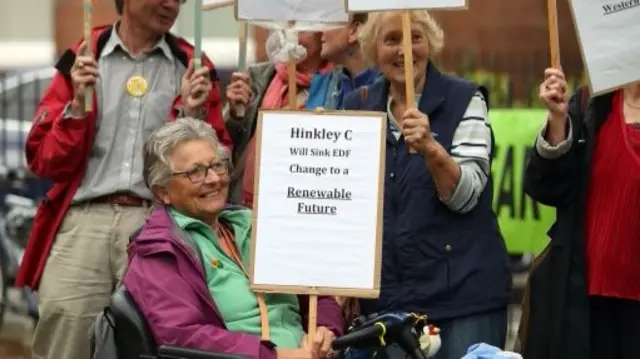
[125,0,182,35]
[161,140,229,221]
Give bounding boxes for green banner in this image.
[490,109,553,254]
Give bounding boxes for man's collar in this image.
[101,22,173,60]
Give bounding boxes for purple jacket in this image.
[123,206,345,359]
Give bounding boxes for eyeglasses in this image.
[172,159,230,184]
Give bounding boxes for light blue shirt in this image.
[462,343,522,359]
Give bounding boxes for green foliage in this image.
[435,57,588,108]
[461,70,510,108]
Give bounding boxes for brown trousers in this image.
[31,203,148,359]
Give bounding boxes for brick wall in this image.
[54,0,119,54]
[54,1,585,101]
[250,2,585,101]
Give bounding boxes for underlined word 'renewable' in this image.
[287,186,353,216]
[287,186,353,200]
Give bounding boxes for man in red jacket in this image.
[17,1,232,358]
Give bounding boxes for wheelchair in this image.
[109,286,247,359]
[109,285,433,359]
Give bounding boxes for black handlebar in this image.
[332,322,385,350]
[331,313,427,359]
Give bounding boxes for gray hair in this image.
[358,10,444,68]
[143,117,228,189]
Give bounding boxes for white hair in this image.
[143,117,228,189]
[358,10,444,67]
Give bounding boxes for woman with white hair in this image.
[340,11,511,359]
[121,118,344,359]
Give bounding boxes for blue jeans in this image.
[429,308,508,359]
[343,308,508,359]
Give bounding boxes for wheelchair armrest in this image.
[157,345,250,359]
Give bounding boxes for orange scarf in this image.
[241,62,332,208]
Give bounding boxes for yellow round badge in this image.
[125,75,148,97]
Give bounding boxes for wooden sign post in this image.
[83,0,94,112]
[250,110,385,343]
[234,0,350,344]
[547,0,560,69]
[194,0,204,70]
[285,23,298,111]
[346,0,467,153]
[235,20,249,116]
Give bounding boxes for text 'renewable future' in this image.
[286,126,354,216]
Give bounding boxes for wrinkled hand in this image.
[181,58,213,117]
[302,327,336,359]
[539,68,568,121]
[70,41,98,114]
[401,109,437,156]
[225,72,253,117]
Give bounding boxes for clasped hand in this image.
[69,41,97,116]
[401,108,438,156]
[181,58,213,117]
[539,67,568,121]
[277,327,335,359]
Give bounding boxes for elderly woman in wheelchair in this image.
[120,118,345,359]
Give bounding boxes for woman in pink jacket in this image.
[123,118,344,359]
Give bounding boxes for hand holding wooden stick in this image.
[83,0,94,112]
[401,11,417,154]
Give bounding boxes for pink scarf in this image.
[260,62,332,109]
[242,61,333,208]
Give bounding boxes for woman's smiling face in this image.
[375,12,430,87]
[158,139,230,221]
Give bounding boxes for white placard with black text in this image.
[251,111,385,294]
[202,0,233,10]
[236,0,348,23]
[569,0,640,94]
[346,0,467,12]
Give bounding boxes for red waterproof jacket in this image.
[15,25,232,290]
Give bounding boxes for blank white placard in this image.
[202,0,233,10]
[569,0,640,94]
[251,111,385,294]
[346,0,466,12]
[236,0,348,23]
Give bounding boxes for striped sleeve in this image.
[439,90,492,213]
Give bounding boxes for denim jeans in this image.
[430,308,508,359]
[342,308,508,359]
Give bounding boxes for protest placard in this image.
[250,111,386,298]
[346,0,466,12]
[569,0,640,94]
[202,0,233,10]
[236,0,353,342]
[236,0,348,23]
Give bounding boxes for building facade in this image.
[0,0,586,104]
